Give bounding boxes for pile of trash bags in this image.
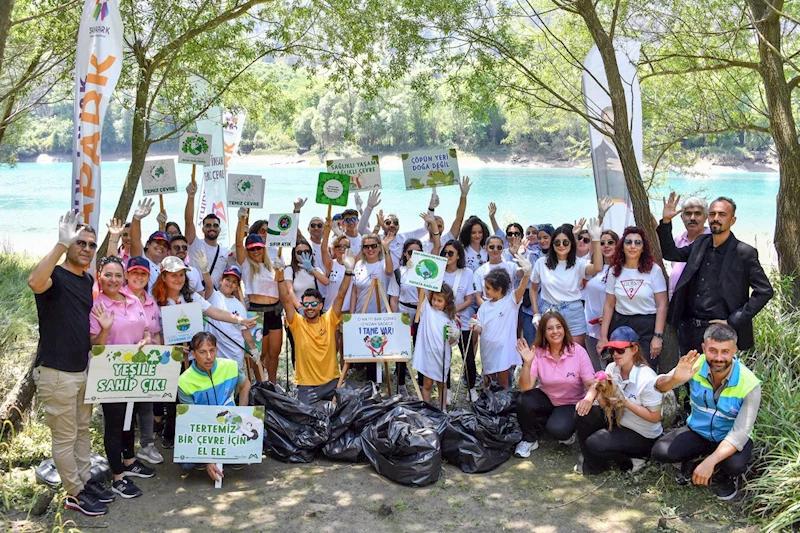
[249,381,522,486]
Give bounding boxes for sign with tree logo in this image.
[84,345,183,403]
[401,149,460,190]
[140,158,177,196]
[315,172,351,206]
[266,213,298,248]
[227,174,265,208]
[160,302,204,345]
[406,251,447,291]
[174,405,265,464]
[178,132,212,165]
[325,156,382,192]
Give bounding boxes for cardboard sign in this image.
[178,132,212,165]
[406,251,447,292]
[174,405,265,464]
[315,172,351,206]
[342,313,412,361]
[401,149,460,190]
[160,302,205,345]
[84,345,183,403]
[141,159,177,196]
[266,213,298,248]
[248,311,264,354]
[326,156,382,193]
[227,174,265,208]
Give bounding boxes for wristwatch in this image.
[653,332,664,339]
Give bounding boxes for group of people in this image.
[29,177,773,515]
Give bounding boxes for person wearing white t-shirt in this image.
[204,266,258,370]
[574,326,663,475]
[530,221,604,348]
[473,236,518,306]
[470,254,531,389]
[458,215,490,272]
[413,286,460,407]
[167,234,213,299]
[323,234,353,313]
[598,227,668,369]
[581,230,619,371]
[184,182,230,289]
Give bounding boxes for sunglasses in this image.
[75,239,98,250]
[506,231,521,238]
[610,346,632,354]
[171,244,188,252]
[624,239,644,247]
[406,249,420,255]
[578,237,591,244]
[344,217,358,224]
[309,223,324,229]
[600,240,616,246]
[335,244,351,250]
[443,250,457,257]
[301,301,321,308]
[553,239,571,247]
[258,228,267,234]
[363,243,379,250]
[385,220,398,226]
[204,223,220,228]
[487,245,503,251]
[295,249,311,256]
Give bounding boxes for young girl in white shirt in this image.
[413,283,460,406]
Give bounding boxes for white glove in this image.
[331,223,343,237]
[459,176,471,198]
[293,197,307,211]
[428,187,440,211]
[532,313,541,328]
[341,249,356,272]
[192,249,209,274]
[186,182,197,196]
[272,258,285,271]
[238,207,248,220]
[133,198,154,221]
[354,192,364,212]
[367,190,381,208]
[156,211,167,226]
[58,210,81,248]
[445,324,460,341]
[587,217,602,241]
[513,252,532,277]
[468,316,481,330]
[598,196,613,218]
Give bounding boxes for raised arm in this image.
[184,182,197,244]
[358,190,381,235]
[235,209,247,265]
[584,217,604,276]
[130,198,154,258]
[421,212,440,254]
[516,339,537,392]
[512,253,532,304]
[382,234,395,276]
[488,202,500,234]
[157,211,167,232]
[105,218,124,259]
[321,215,334,275]
[293,197,307,241]
[274,261,296,325]
[447,176,471,239]
[332,251,356,317]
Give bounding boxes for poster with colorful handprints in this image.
[266,213,298,248]
[174,405,265,464]
[406,251,447,292]
[84,345,183,403]
[401,149,460,190]
[342,313,412,361]
[325,155,382,193]
[315,172,351,206]
[227,174,265,208]
[160,302,205,345]
[140,158,177,196]
[178,132,212,165]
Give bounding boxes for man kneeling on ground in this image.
[651,324,760,500]
[177,332,251,483]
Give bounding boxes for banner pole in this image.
[123,402,134,431]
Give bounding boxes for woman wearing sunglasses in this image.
[530,220,604,348]
[582,230,620,370]
[473,236,518,307]
[597,227,668,369]
[323,234,353,313]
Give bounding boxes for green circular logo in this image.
[415,259,438,280]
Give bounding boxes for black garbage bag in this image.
[473,381,516,418]
[249,381,329,463]
[361,403,448,486]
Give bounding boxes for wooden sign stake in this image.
[191,164,197,185]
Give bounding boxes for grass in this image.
[0,249,38,400]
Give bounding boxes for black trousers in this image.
[101,403,135,475]
[652,426,753,478]
[459,329,477,389]
[516,388,576,442]
[576,406,657,474]
[678,319,707,355]
[610,312,657,370]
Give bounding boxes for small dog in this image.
[594,371,627,430]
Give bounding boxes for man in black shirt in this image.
[28,211,112,516]
[657,194,773,354]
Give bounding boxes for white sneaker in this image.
[136,443,164,465]
[559,433,577,446]
[469,388,479,403]
[629,458,647,474]
[514,440,539,458]
[573,453,584,474]
[446,389,452,406]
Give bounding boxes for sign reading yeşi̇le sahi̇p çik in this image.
[84,345,183,403]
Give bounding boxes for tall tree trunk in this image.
[0,353,36,439]
[748,0,800,302]
[0,0,14,76]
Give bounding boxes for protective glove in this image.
[133,198,154,221]
[354,192,364,212]
[532,313,542,328]
[468,316,481,330]
[513,252,532,277]
[272,258,285,271]
[341,250,356,272]
[238,207,248,220]
[587,217,602,241]
[192,249,209,274]
[445,324,460,341]
[156,211,167,226]
[367,190,381,208]
[58,210,82,248]
[299,252,314,272]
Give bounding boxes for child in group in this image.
[412,283,460,405]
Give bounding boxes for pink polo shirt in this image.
[89,291,149,345]
[121,286,161,335]
[530,343,594,406]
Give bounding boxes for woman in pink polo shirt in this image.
[89,256,156,500]
[513,310,595,458]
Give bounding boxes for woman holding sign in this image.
[388,238,424,398]
[89,256,155,500]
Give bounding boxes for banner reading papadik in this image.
[84,345,183,403]
[174,405,265,464]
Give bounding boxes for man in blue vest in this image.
[651,324,760,500]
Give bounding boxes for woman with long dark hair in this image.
[458,215,490,271]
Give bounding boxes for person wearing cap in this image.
[168,233,212,299]
[119,256,164,466]
[204,266,258,370]
[274,249,356,405]
[129,199,172,293]
[235,212,283,383]
[651,323,761,501]
[573,326,663,476]
[184,182,230,288]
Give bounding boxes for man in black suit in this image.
[657,193,773,354]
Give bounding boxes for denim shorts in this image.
[540,299,586,336]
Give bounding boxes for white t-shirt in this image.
[352,259,389,314]
[324,262,352,313]
[413,298,458,383]
[387,266,419,315]
[239,260,278,298]
[144,256,161,296]
[583,265,610,339]
[343,232,362,256]
[205,291,248,369]
[604,362,663,439]
[185,265,203,295]
[531,256,590,304]
[309,240,328,298]
[464,245,488,272]
[188,239,229,288]
[285,266,325,303]
[605,267,667,316]
[381,226,429,266]
[443,268,477,328]
[165,293,211,311]
[476,293,522,374]
[474,261,517,302]
[422,230,455,254]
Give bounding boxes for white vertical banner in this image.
[223,111,247,169]
[196,106,230,247]
[71,0,123,230]
[582,39,642,235]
